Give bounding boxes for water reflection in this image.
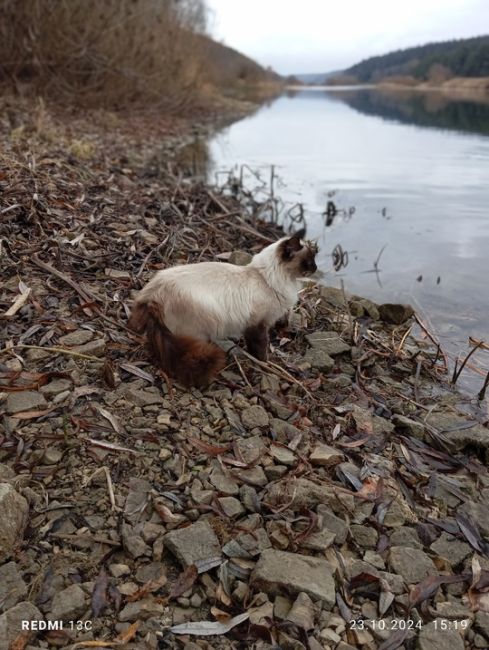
[208,87,489,394]
[325,87,489,137]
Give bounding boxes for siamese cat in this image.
[128,229,317,387]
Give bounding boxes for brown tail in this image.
[128,301,226,388]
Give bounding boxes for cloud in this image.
[207,0,489,74]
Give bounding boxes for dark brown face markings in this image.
[300,247,318,275]
[244,322,269,361]
[278,233,318,277]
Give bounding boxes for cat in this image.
[128,229,317,387]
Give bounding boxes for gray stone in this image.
[0,464,14,481]
[241,405,269,429]
[286,592,315,630]
[270,443,296,466]
[319,286,349,308]
[0,602,44,650]
[235,435,266,464]
[303,348,335,372]
[310,443,343,466]
[0,483,29,561]
[119,598,165,622]
[40,378,72,396]
[252,549,335,608]
[59,329,94,346]
[218,497,245,518]
[135,562,167,585]
[475,611,489,639]
[378,303,414,325]
[48,584,87,621]
[417,620,464,650]
[0,562,27,612]
[164,520,222,572]
[350,297,380,320]
[73,338,106,356]
[123,387,164,407]
[210,468,239,495]
[430,533,471,566]
[389,546,437,583]
[301,528,336,552]
[393,414,426,439]
[122,524,150,559]
[317,507,349,544]
[270,418,302,441]
[306,331,351,356]
[109,564,131,578]
[232,466,268,487]
[267,477,353,513]
[350,524,378,549]
[459,500,489,538]
[6,391,47,414]
[43,448,63,465]
[390,526,422,549]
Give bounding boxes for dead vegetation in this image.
[1,99,489,649]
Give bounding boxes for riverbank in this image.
[1,99,489,649]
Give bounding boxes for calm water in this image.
[209,87,489,393]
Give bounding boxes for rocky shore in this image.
[1,98,489,650]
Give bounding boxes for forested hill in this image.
[345,35,489,82]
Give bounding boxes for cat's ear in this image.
[281,229,305,259]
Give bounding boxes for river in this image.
[208,86,489,396]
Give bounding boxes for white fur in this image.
[134,237,302,341]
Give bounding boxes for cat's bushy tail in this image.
[128,301,226,388]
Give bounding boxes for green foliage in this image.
[347,35,489,82]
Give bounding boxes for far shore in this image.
[286,76,489,96]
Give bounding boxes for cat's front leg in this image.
[244,322,269,361]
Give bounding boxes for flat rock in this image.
[164,519,222,573]
[0,464,14,481]
[350,524,378,548]
[302,348,335,372]
[393,414,426,439]
[459,500,489,537]
[251,549,335,608]
[286,592,315,630]
[47,584,87,621]
[210,468,239,495]
[270,443,296,466]
[0,562,28,613]
[241,405,269,429]
[430,532,471,566]
[306,331,351,356]
[319,286,349,307]
[6,390,47,414]
[73,338,106,356]
[300,528,336,552]
[418,620,464,650]
[218,497,245,518]
[0,483,29,561]
[389,546,437,584]
[378,303,414,325]
[123,387,164,407]
[59,329,94,346]
[310,443,343,466]
[40,378,72,396]
[0,602,44,650]
[119,598,166,622]
[266,477,353,513]
[317,506,349,544]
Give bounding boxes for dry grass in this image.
[0,0,209,109]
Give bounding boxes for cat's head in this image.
[278,228,318,277]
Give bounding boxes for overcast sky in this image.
[206,0,489,75]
